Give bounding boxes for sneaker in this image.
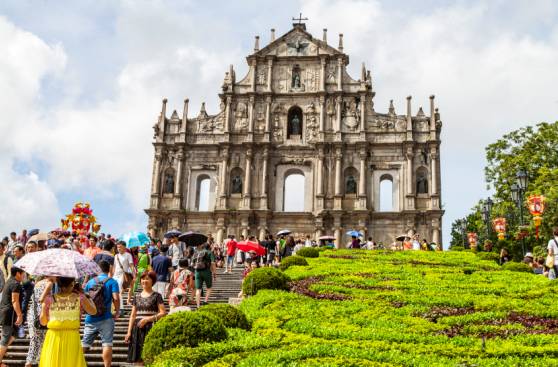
[17,326,25,338]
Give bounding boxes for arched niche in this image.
[287,106,303,138]
[416,166,429,194]
[344,166,359,195]
[229,167,244,195]
[162,168,175,194]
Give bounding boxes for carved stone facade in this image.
[145,22,444,247]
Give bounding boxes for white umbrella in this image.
[277,229,291,236]
[15,249,101,278]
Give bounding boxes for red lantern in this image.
[527,195,545,239]
[492,217,507,241]
[467,232,478,248]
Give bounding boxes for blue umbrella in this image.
[119,231,150,248]
[346,230,362,237]
[164,229,182,239]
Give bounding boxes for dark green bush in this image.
[476,252,500,263]
[502,261,533,273]
[450,246,464,251]
[242,267,290,296]
[198,304,250,330]
[296,247,320,258]
[142,311,226,363]
[280,255,309,270]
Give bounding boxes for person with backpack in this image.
[193,243,216,308]
[81,260,120,367]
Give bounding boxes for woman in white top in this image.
[115,241,136,309]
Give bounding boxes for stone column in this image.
[174,149,184,196]
[259,227,266,241]
[317,153,324,196]
[320,57,326,92]
[219,148,229,199]
[248,96,255,133]
[359,95,366,133]
[151,152,162,195]
[243,149,252,209]
[334,153,342,196]
[264,97,271,133]
[251,60,257,92]
[319,96,325,132]
[216,228,224,245]
[224,96,231,133]
[335,96,342,132]
[431,151,438,195]
[260,148,269,210]
[337,57,343,91]
[406,152,413,196]
[267,58,273,92]
[334,227,342,249]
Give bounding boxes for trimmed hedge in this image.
[198,304,250,330]
[476,252,500,263]
[242,267,290,296]
[296,247,320,258]
[280,255,309,270]
[142,311,226,363]
[502,261,533,273]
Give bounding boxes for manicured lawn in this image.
[153,250,558,366]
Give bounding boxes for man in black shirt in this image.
[0,267,24,364]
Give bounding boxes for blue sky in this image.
[1,0,557,244]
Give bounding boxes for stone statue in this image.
[152,123,160,139]
[164,172,174,194]
[291,114,301,135]
[346,176,357,194]
[292,70,301,88]
[416,173,428,194]
[231,175,242,194]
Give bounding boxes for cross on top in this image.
[292,12,308,25]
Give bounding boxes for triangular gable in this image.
[254,26,342,57]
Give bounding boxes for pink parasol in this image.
[236,241,266,256]
[14,248,101,278]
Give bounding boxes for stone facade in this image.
[145,22,444,247]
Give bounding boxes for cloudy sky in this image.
[1,0,557,244]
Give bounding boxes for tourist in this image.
[499,248,510,265]
[125,271,166,365]
[151,249,172,296]
[132,247,150,298]
[7,232,18,254]
[168,258,192,309]
[293,240,304,256]
[17,230,28,246]
[94,241,115,267]
[282,236,295,258]
[411,235,420,251]
[547,227,558,278]
[350,235,361,249]
[114,241,135,314]
[25,276,54,367]
[39,276,97,367]
[82,260,120,367]
[421,239,429,251]
[364,237,375,250]
[166,234,186,270]
[263,235,276,266]
[83,236,101,260]
[0,243,14,295]
[0,267,25,366]
[224,235,237,273]
[304,235,312,248]
[193,243,216,307]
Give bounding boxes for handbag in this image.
[116,254,134,290]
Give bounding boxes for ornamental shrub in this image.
[502,261,533,273]
[198,303,251,330]
[242,267,290,296]
[296,247,320,258]
[280,255,309,270]
[476,251,500,263]
[450,245,464,251]
[142,311,226,363]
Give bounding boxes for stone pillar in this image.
[216,227,224,245]
[319,96,325,132]
[181,99,189,134]
[406,152,413,196]
[335,96,342,133]
[251,60,257,92]
[334,227,342,249]
[151,152,162,195]
[248,96,255,133]
[334,153,342,196]
[241,227,249,240]
[219,147,229,204]
[337,57,343,91]
[320,57,326,92]
[174,149,184,196]
[260,148,268,210]
[264,97,271,133]
[267,58,273,92]
[242,149,252,209]
[317,153,324,196]
[358,151,367,209]
[431,151,438,195]
[224,96,231,132]
[259,227,266,241]
[359,95,366,133]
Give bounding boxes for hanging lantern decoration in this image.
[61,201,101,235]
[467,232,478,249]
[492,217,507,240]
[527,195,545,239]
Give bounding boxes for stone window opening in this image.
[283,171,305,212]
[379,174,394,212]
[287,106,303,138]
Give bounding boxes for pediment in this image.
[255,27,342,58]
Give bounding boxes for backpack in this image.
[87,276,110,317]
[193,250,210,270]
[0,256,10,292]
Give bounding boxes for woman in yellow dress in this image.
[39,277,97,367]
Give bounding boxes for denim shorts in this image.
[0,324,16,346]
[226,255,235,265]
[82,317,115,347]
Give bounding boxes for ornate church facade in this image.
[145,21,444,247]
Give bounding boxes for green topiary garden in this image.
[198,303,251,330]
[241,266,290,296]
[279,255,308,270]
[296,247,320,258]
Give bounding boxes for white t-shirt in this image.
[412,240,420,251]
[304,240,312,248]
[114,252,134,277]
[547,237,558,265]
[168,243,186,267]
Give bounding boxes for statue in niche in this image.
[163,172,174,194]
[346,176,357,194]
[416,172,428,194]
[420,150,428,165]
[231,176,243,194]
[292,70,301,88]
[291,114,301,135]
[235,102,248,130]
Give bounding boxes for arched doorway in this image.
[283,172,305,211]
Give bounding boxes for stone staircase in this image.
[4,267,244,366]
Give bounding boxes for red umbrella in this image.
[236,241,266,256]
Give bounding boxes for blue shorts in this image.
[82,317,115,348]
[226,255,235,266]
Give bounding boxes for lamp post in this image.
[482,197,493,241]
[511,169,528,256]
